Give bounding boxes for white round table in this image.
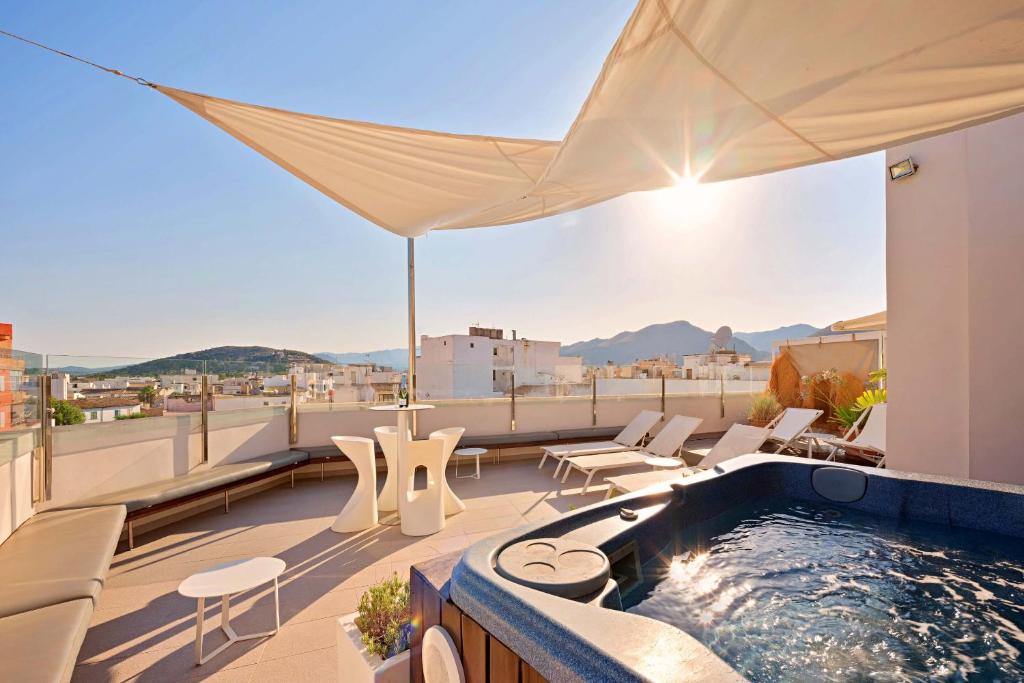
[368,404,434,526]
[645,456,684,470]
[178,557,286,665]
[454,447,487,479]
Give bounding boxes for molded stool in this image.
[429,427,467,514]
[331,436,378,532]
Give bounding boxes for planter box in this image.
[337,612,410,683]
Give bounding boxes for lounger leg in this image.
[290,470,295,488]
[127,519,134,550]
[321,463,325,481]
[224,490,230,513]
[603,486,615,500]
[538,452,548,469]
[553,458,567,479]
[561,463,574,484]
[580,470,597,495]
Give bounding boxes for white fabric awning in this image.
[832,311,887,332]
[158,0,1024,237]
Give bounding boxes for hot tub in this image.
[449,455,1024,682]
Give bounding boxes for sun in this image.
[644,173,723,224]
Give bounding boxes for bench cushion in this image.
[462,431,559,447]
[0,505,125,618]
[553,427,623,441]
[59,450,310,514]
[0,598,93,683]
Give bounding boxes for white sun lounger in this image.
[538,409,662,478]
[560,415,702,494]
[603,424,771,499]
[824,403,886,467]
[763,407,823,454]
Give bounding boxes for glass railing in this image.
[27,349,769,506]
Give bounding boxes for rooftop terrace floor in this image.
[73,439,691,683]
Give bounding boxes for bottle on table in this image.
[397,379,409,408]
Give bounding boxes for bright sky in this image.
[1,1,885,360]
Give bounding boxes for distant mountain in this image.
[734,324,819,352]
[562,320,767,365]
[83,346,330,377]
[316,348,412,370]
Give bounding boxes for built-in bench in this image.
[57,450,310,549]
[54,427,632,551]
[0,504,126,683]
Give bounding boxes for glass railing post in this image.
[660,375,666,419]
[201,374,210,463]
[591,374,597,426]
[510,371,516,432]
[289,374,299,445]
[37,365,52,502]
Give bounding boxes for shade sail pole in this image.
[407,237,417,433]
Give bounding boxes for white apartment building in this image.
[681,351,760,380]
[69,397,143,423]
[159,371,218,394]
[416,327,584,400]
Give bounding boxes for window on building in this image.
[492,370,496,381]
[493,348,498,356]
[90,411,99,421]
[470,342,474,348]
[114,409,121,418]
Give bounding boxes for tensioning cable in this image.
[0,28,155,87]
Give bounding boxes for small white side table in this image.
[645,456,683,471]
[454,447,487,479]
[178,557,286,665]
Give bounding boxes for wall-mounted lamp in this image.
[888,157,917,181]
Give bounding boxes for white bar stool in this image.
[399,438,445,536]
[429,427,466,514]
[373,426,408,513]
[454,447,487,479]
[330,436,378,533]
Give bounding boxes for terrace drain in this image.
[496,538,610,599]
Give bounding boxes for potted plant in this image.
[747,392,783,428]
[337,574,412,683]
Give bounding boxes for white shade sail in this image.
[158,0,1024,237]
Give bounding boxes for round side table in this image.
[644,456,684,471]
[454,447,487,479]
[178,557,286,665]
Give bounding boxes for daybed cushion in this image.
[59,450,310,514]
[0,598,93,683]
[0,505,126,618]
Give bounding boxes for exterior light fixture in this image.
[888,157,917,181]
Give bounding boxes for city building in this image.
[0,323,26,431]
[417,327,584,399]
[68,397,143,423]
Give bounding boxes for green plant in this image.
[50,399,85,426]
[138,386,157,406]
[115,412,149,420]
[830,388,887,431]
[748,392,783,423]
[354,574,411,660]
[868,367,887,389]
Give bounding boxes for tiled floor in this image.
[73,448,665,682]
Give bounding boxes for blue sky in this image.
[1,1,885,359]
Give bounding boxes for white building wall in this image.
[887,112,1024,485]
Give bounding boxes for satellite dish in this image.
[710,326,733,352]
